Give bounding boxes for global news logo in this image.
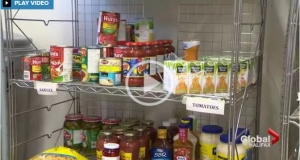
[2,0,11,7]
[240,128,279,147]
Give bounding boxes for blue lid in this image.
[220,133,242,144]
[179,123,189,129]
[202,125,223,134]
[229,128,250,136]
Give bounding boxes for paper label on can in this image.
[50,46,73,82]
[87,49,101,73]
[99,72,121,86]
[99,58,122,72]
[123,57,148,77]
[157,55,164,73]
[145,56,156,75]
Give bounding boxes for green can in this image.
[41,51,50,79]
[73,52,82,80]
[82,116,103,156]
[81,47,101,83]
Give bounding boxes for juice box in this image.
[163,60,188,94]
[188,61,202,94]
[215,58,230,93]
[239,57,250,89]
[202,60,217,94]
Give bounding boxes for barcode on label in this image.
[24,71,30,80]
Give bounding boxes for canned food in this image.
[101,46,114,58]
[73,51,82,80]
[81,46,101,83]
[113,46,127,58]
[22,55,42,81]
[41,51,50,79]
[99,58,122,72]
[99,72,122,86]
[126,24,135,42]
[50,45,73,82]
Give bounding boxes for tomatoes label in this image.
[151,148,171,160]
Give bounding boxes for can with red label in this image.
[113,46,127,58]
[22,55,42,81]
[50,45,73,82]
[101,46,114,58]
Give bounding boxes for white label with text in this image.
[186,97,225,115]
[34,81,58,95]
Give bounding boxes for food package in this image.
[134,18,154,42]
[29,146,88,160]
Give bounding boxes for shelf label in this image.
[186,97,225,115]
[34,81,58,95]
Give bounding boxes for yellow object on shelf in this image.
[29,146,88,160]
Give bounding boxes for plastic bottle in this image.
[173,126,197,160]
[151,126,172,160]
[162,121,176,145]
[173,124,194,160]
[216,133,246,160]
[229,128,252,160]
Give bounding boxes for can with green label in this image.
[81,46,101,83]
[73,51,82,80]
[41,51,50,79]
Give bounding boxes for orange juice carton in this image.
[201,59,218,94]
[215,58,230,94]
[239,57,250,89]
[187,61,202,94]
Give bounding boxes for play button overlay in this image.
[3,0,11,7]
[125,60,174,106]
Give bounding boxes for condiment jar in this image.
[173,124,194,160]
[112,126,128,143]
[216,134,246,159]
[133,126,150,160]
[103,143,120,160]
[151,126,172,160]
[82,116,103,156]
[199,125,223,160]
[63,114,84,151]
[125,117,141,126]
[141,120,157,147]
[119,122,135,130]
[96,130,119,160]
[120,131,140,160]
[229,128,252,160]
[102,117,122,130]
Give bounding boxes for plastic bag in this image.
[29,146,88,160]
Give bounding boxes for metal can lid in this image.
[162,121,171,127]
[119,122,135,128]
[104,143,119,149]
[112,126,128,132]
[125,117,140,123]
[124,130,137,137]
[133,126,147,132]
[103,117,122,124]
[65,114,83,120]
[83,116,102,122]
[100,129,114,136]
[55,45,73,48]
[141,120,154,126]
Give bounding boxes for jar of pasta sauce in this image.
[103,143,120,160]
[119,122,135,130]
[113,46,128,58]
[125,117,141,126]
[133,126,150,160]
[102,117,122,130]
[120,131,140,160]
[112,126,128,143]
[153,41,165,82]
[141,120,157,148]
[96,130,119,160]
[122,42,147,87]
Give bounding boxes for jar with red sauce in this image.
[153,41,165,82]
[119,122,135,130]
[143,41,157,79]
[112,126,128,143]
[103,143,120,160]
[125,117,141,126]
[113,46,128,58]
[96,130,119,160]
[133,126,150,160]
[161,39,175,60]
[120,131,140,160]
[122,42,147,87]
[141,120,157,148]
[102,117,122,130]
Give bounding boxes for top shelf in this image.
[9,79,253,103]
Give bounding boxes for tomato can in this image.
[41,51,50,79]
[99,72,122,86]
[99,58,122,73]
[81,46,101,83]
[22,55,42,81]
[101,46,114,58]
[113,46,127,58]
[73,50,82,80]
[50,45,73,82]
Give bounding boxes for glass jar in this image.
[120,131,140,160]
[173,124,194,160]
[96,130,119,160]
[144,41,157,79]
[102,117,122,130]
[153,41,165,82]
[119,122,135,130]
[112,126,128,143]
[133,126,150,160]
[125,117,141,126]
[229,128,252,160]
[122,42,146,87]
[103,143,120,160]
[141,120,157,148]
[82,116,103,156]
[113,46,128,58]
[63,114,84,151]
[216,134,246,160]
[199,125,223,160]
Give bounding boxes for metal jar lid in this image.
[123,131,137,137]
[103,117,122,124]
[119,122,135,128]
[65,114,83,121]
[112,126,128,132]
[141,120,154,126]
[83,116,102,122]
[125,117,140,124]
[100,129,114,136]
[133,126,147,132]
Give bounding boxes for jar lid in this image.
[202,125,223,134]
[179,123,189,129]
[157,126,167,130]
[124,131,137,137]
[126,42,133,46]
[220,133,242,144]
[162,121,171,127]
[112,126,128,132]
[154,41,163,45]
[65,114,83,120]
[160,39,173,44]
[181,117,192,124]
[169,118,177,124]
[100,129,114,136]
[103,117,122,124]
[83,116,102,122]
[133,126,147,132]
[119,122,135,128]
[104,143,119,149]
[125,117,140,123]
[229,128,250,136]
[144,41,154,46]
[141,120,154,126]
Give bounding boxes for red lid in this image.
[103,117,122,124]
[145,41,155,46]
[159,39,173,44]
[126,42,133,46]
[154,41,163,45]
[65,114,83,120]
[83,116,102,122]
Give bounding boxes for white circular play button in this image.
[124,60,174,106]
